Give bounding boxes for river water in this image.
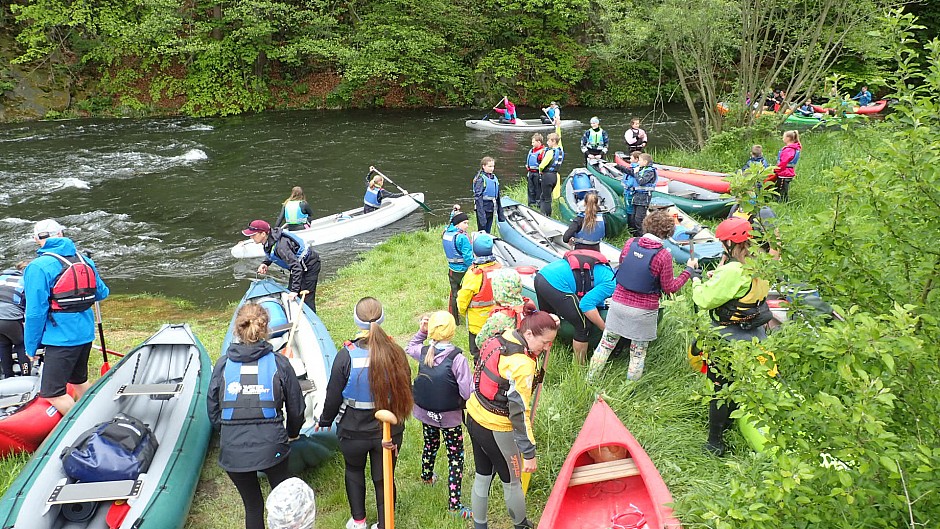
[0,106,694,305]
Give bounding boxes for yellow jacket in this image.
[457,261,502,333]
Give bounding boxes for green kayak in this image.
[556,169,629,238]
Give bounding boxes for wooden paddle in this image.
[370,167,432,213]
[375,410,399,529]
[521,335,555,494]
[283,291,309,377]
[94,302,110,375]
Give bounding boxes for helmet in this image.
[472,234,494,257]
[715,217,753,243]
[590,116,600,125]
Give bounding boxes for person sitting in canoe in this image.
[493,96,517,124]
[363,167,404,214]
[242,220,321,312]
[276,186,314,231]
[580,117,608,163]
[472,157,505,233]
[796,99,815,117]
[563,192,605,252]
[533,250,615,364]
[742,145,769,171]
[852,86,873,106]
[457,234,503,362]
[540,101,560,125]
[443,209,473,325]
[623,118,648,153]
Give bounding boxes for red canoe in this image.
[0,376,68,457]
[613,153,731,194]
[812,99,887,115]
[538,398,681,529]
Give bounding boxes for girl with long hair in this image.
[563,191,605,251]
[766,130,802,202]
[275,186,314,231]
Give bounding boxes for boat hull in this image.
[0,376,70,458]
[465,119,581,131]
[556,169,629,238]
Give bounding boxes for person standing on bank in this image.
[623,118,648,153]
[23,219,109,415]
[472,157,505,233]
[275,186,314,231]
[525,134,546,208]
[242,220,321,313]
[318,297,413,529]
[442,209,473,325]
[207,303,306,529]
[765,130,801,202]
[457,234,503,362]
[537,133,564,216]
[579,117,608,163]
[628,153,658,236]
[0,261,30,378]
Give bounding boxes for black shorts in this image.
[40,342,92,398]
[534,274,590,341]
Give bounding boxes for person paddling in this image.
[364,168,405,214]
[276,186,314,231]
[493,96,517,124]
[242,220,321,312]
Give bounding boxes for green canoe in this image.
[556,169,629,238]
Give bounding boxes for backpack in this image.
[61,414,158,482]
[48,253,97,312]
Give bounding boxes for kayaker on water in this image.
[23,219,109,416]
[404,311,473,519]
[563,191,605,252]
[852,86,873,106]
[442,209,473,325]
[765,130,801,202]
[624,118,648,153]
[275,186,313,231]
[318,297,413,529]
[0,261,29,378]
[457,234,503,362]
[207,303,306,529]
[525,134,546,207]
[363,168,404,214]
[493,96,517,124]
[796,99,815,117]
[691,217,773,456]
[472,157,505,233]
[580,116,608,163]
[587,210,697,380]
[537,133,564,216]
[242,219,321,312]
[466,311,559,529]
[540,101,560,125]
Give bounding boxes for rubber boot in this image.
[704,400,731,456]
[514,519,534,529]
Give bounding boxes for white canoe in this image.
[465,119,582,132]
[231,192,425,259]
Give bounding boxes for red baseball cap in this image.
[242,220,271,236]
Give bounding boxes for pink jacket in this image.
[774,141,802,179]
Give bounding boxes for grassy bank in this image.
[0,123,865,528]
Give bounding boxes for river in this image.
[0,106,695,305]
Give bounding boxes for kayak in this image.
[812,99,887,115]
[556,169,629,238]
[465,118,581,132]
[649,198,724,266]
[231,193,426,259]
[490,236,550,270]
[0,374,73,458]
[653,164,730,194]
[222,279,337,435]
[495,198,621,266]
[0,324,212,529]
[538,397,681,529]
[784,112,863,125]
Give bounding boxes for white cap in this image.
[266,477,316,529]
[33,219,65,239]
[590,116,600,124]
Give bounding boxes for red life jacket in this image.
[469,264,502,309]
[564,249,610,298]
[48,253,97,312]
[472,334,528,417]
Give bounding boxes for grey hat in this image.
[266,477,316,529]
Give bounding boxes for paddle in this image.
[521,332,555,495]
[375,410,399,529]
[94,302,110,375]
[283,290,309,377]
[370,167,432,213]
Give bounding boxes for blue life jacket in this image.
[615,239,662,294]
[786,149,801,168]
[634,166,657,192]
[221,352,278,421]
[571,214,605,246]
[480,174,499,198]
[412,347,464,412]
[0,269,25,312]
[526,148,543,172]
[267,230,309,270]
[547,108,557,120]
[543,148,562,173]
[363,187,382,208]
[442,229,469,265]
[588,129,605,149]
[283,200,307,225]
[341,341,374,411]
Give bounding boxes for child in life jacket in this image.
[405,311,473,519]
[742,145,769,172]
[474,268,537,349]
[363,168,404,214]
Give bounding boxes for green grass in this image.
[0,126,865,528]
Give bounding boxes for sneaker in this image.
[450,505,473,519]
[345,518,368,529]
[371,524,379,529]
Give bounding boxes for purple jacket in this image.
[406,330,473,428]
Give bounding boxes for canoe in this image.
[784,112,864,126]
[0,375,71,458]
[490,236,550,270]
[495,198,621,266]
[556,169,629,238]
[464,118,581,132]
[231,193,426,259]
[648,198,724,266]
[653,164,730,194]
[0,324,212,529]
[812,99,887,115]
[222,279,337,435]
[538,397,681,529]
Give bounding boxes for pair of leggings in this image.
[421,423,467,510]
[534,274,590,342]
[291,257,320,313]
[448,269,466,325]
[340,433,403,529]
[0,320,28,377]
[526,171,541,207]
[587,329,648,381]
[226,457,292,529]
[539,172,557,216]
[466,415,528,528]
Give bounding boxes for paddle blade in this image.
[106,500,131,529]
[521,471,531,495]
[100,361,110,376]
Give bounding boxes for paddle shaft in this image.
[94,302,109,374]
[375,410,398,529]
[371,168,432,213]
[522,343,553,494]
[284,290,310,359]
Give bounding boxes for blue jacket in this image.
[442,225,474,273]
[23,237,109,356]
[537,258,615,313]
[853,90,872,106]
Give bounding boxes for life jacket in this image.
[526,147,545,172]
[542,147,562,173]
[341,341,374,411]
[627,128,643,146]
[220,352,278,421]
[480,174,499,199]
[469,265,501,308]
[266,230,309,270]
[472,334,528,417]
[283,200,308,225]
[564,249,610,298]
[412,347,464,412]
[587,128,605,149]
[47,253,97,313]
[615,238,663,294]
[486,303,527,330]
[442,229,468,265]
[632,166,657,206]
[363,186,382,208]
[711,277,772,329]
[0,269,25,310]
[571,213,605,246]
[785,149,801,169]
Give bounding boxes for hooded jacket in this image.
[262,227,320,293]
[207,340,306,472]
[23,237,109,356]
[774,142,802,179]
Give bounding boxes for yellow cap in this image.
[427,311,456,342]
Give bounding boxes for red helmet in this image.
[715,217,753,243]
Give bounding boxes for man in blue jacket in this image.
[24,219,109,415]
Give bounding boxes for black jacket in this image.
[262,227,320,293]
[207,340,306,472]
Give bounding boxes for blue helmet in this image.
[472,234,494,257]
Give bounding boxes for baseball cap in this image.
[266,477,316,529]
[33,219,65,239]
[242,220,271,236]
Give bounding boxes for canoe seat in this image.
[568,457,639,487]
[48,479,142,505]
[540,227,563,238]
[0,393,30,409]
[115,383,183,399]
